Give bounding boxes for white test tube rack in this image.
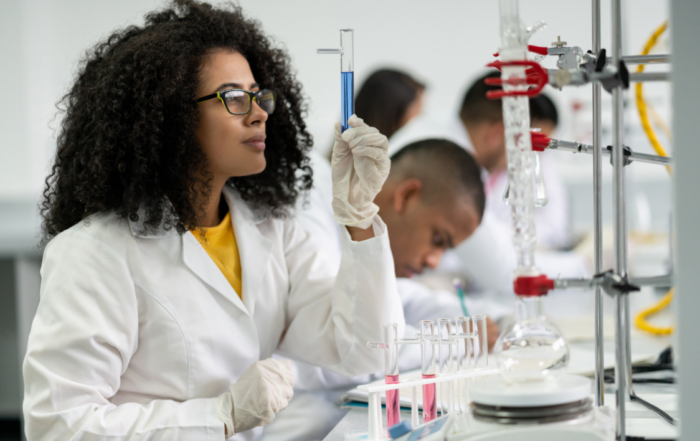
[357,367,499,440]
[362,317,497,440]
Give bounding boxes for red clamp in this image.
[493,45,549,57]
[531,131,551,152]
[514,275,554,296]
[484,61,548,99]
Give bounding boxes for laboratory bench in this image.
[323,334,677,441]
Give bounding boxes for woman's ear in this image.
[393,178,423,214]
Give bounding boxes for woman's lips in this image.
[243,134,266,150]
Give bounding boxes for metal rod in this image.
[552,139,673,166]
[611,0,628,438]
[592,0,605,409]
[629,72,670,82]
[630,274,674,287]
[554,273,673,290]
[607,54,671,64]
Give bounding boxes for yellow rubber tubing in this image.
[633,21,675,336]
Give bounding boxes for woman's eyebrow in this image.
[216,82,260,91]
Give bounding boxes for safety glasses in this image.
[196,89,276,115]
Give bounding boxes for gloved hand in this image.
[331,115,391,230]
[214,358,295,437]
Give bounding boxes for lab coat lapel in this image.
[127,198,250,314]
[182,227,250,316]
[223,186,272,317]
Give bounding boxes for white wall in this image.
[0,0,670,200]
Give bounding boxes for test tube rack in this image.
[362,316,494,440]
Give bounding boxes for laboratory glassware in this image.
[317,29,354,132]
[498,0,539,275]
[437,319,454,415]
[502,152,549,207]
[494,294,569,383]
[473,315,489,368]
[420,320,438,422]
[455,316,473,371]
[383,324,401,430]
[366,323,401,433]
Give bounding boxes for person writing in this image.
[23,1,403,440]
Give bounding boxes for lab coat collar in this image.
[180,186,273,317]
[128,187,273,317]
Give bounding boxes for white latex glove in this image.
[214,358,295,437]
[331,115,391,229]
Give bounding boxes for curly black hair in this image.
[41,0,313,243]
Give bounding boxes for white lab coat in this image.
[23,185,404,441]
[388,112,581,292]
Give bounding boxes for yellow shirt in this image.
[193,212,243,299]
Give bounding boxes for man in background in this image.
[390,72,584,295]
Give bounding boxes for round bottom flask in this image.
[495,294,569,383]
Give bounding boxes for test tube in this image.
[317,29,354,132]
[383,323,401,431]
[420,320,437,423]
[339,29,354,132]
[473,315,488,368]
[455,317,472,371]
[438,319,454,415]
[455,316,472,413]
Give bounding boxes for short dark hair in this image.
[459,71,559,127]
[459,71,503,124]
[355,69,425,139]
[530,93,559,127]
[390,139,485,220]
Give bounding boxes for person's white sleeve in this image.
[23,232,225,441]
[398,278,510,325]
[277,216,405,377]
[453,211,516,293]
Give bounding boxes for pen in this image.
[453,278,469,317]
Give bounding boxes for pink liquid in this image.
[422,374,437,422]
[385,374,400,431]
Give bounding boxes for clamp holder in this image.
[484,61,549,99]
[514,274,555,296]
[531,131,552,152]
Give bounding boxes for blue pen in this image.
[453,278,470,317]
[317,29,355,132]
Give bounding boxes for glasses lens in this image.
[257,90,276,114]
[222,90,250,114]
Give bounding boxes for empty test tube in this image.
[438,319,455,415]
[473,315,488,368]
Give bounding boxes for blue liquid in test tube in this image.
[317,29,354,133]
[341,71,354,132]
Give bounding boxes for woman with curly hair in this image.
[23,1,403,439]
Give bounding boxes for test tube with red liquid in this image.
[420,320,438,422]
[367,323,401,434]
[383,323,401,430]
